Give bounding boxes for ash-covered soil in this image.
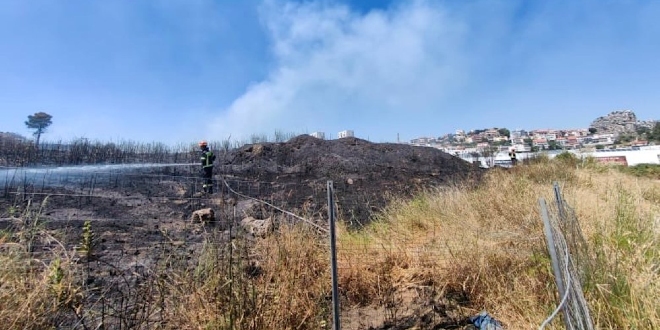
[0,135,484,329]
[217,135,483,226]
[2,135,483,228]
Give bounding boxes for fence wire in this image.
[538,182,595,330]
[1,166,458,329]
[2,165,599,330]
[1,167,330,329]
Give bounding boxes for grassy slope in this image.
[337,160,659,329]
[1,160,658,329]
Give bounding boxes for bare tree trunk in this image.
[35,131,41,149]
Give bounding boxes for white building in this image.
[511,144,531,152]
[338,130,354,138]
[410,137,437,145]
[310,132,325,140]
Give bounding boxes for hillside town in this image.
[2,110,658,167]
[408,110,659,156]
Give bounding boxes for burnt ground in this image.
[0,135,485,329]
[217,135,483,226]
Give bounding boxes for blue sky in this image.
[1,0,659,145]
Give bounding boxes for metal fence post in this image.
[327,181,341,330]
[553,182,565,222]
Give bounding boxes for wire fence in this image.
[538,182,595,330]
[1,167,329,329]
[1,165,597,329]
[0,137,198,167]
[325,181,455,330]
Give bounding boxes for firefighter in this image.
[198,140,215,194]
[508,148,517,166]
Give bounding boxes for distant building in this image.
[484,129,499,141]
[631,140,649,147]
[310,132,325,140]
[410,137,437,145]
[511,144,531,152]
[533,138,549,149]
[476,142,490,149]
[338,130,354,138]
[511,137,526,145]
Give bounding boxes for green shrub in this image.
[554,151,579,167]
[618,164,660,179]
[522,153,550,165]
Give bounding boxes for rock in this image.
[240,216,274,238]
[190,208,215,223]
[590,110,657,135]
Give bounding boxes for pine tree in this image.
[25,112,53,148]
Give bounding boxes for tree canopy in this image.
[497,128,511,138]
[25,112,53,147]
[648,122,660,141]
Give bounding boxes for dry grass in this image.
[336,159,660,329]
[1,159,658,329]
[0,231,83,329]
[156,224,331,330]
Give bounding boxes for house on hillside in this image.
[453,134,466,143]
[511,137,526,145]
[533,138,549,149]
[476,142,490,150]
[630,140,649,147]
[310,132,325,139]
[510,130,528,140]
[531,129,549,138]
[492,136,509,143]
[410,137,438,145]
[338,130,354,138]
[565,137,579,149]
[593,133,616,145]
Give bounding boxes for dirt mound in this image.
[218,135,483,225]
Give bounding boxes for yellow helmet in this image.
[198,140,208,147]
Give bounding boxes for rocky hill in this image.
[0,132,27,141]
[590,110,656,135]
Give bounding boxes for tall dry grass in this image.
[0,158,658,329]
[159,225,331,330]
[336,158,659,329]
[0,224,83,328]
